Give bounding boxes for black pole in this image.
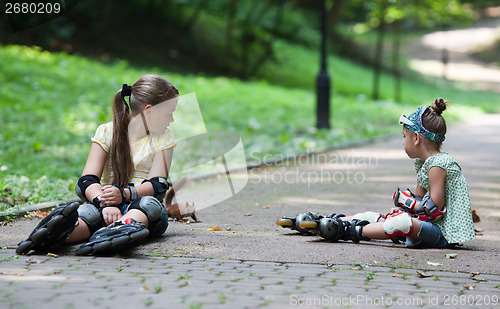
[316,0,331,129]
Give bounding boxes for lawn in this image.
[0,42,496,211]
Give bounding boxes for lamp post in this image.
[316,0,331,129]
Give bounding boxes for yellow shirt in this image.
[91,122,175,186]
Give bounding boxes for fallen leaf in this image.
[35,210,49,218]
[263,206,271,209]
[392,274,399,277]
[0,272,24,276]
[25,258,44,264]
[471,277,488,282]
[47,253,59,258]
[207,226,224,231]
[445,254,457,259]
[463,285,476,290]
[470,272,480,277]
[244,213,253,216]
[416,271,433,278]
[427,261,442,266]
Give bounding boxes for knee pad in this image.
[78,203,104,234]
[383,211,413,238]
[353,211,383,224]
[128,196,163,225]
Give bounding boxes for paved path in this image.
[1,114,499,308]
[403,17,500,93]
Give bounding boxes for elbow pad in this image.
[76,175,100,202]
[142,177,170,200]
[416,195,445,221]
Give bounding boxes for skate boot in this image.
[16,202,80,255]
[75,218,149,255]
[298,213,345,241]
[299,214,371,243]
[276,212,323,235]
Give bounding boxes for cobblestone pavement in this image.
[1,251,499,309]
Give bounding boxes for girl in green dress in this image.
[278,98,476,248]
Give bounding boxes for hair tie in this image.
[121,84,132,97]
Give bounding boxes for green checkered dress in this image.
[415,153,475,244]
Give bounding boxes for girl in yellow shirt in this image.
[17,74,178,255]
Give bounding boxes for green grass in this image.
[0,42,497,210]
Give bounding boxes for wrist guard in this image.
[128,183,138,202]
[92,196,101,208]
[393,187,417,213]
[112,184,126,206]
[416,195,445,221]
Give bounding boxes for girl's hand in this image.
[388,208,402,215]
[102,207,122,226]
[100,185,122,205]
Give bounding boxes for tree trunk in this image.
[329,0,345,28]
[224,0,237,58]
[392,19,402,102]
[372,3,387,101]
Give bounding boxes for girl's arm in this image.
[428,166,447,210]
[134,148,174,198]
[415,182,426,199]
[81,142,107,202]
[100,148,174,204]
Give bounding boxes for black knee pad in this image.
[78,203,104,234]
[128,196,163,225]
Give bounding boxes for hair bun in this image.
[431,97,447,115]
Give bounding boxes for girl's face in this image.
[146,98,178,134]
[402,127,418,159]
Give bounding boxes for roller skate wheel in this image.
[75,245,93,256]
[111,235,130,246]
[47,215,63,230]
[130,229,149,240]
[93,241,111,252]
[62,202,79,216]
[30,227,49,242]
[276,219,294,227]
[299,221,318,229]
[16,240,33,255]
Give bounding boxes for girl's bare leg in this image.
[66,219,91,243]
[118,209,148,228]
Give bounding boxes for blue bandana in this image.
[399,106,445,143]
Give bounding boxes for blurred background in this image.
[0,0,499,211]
